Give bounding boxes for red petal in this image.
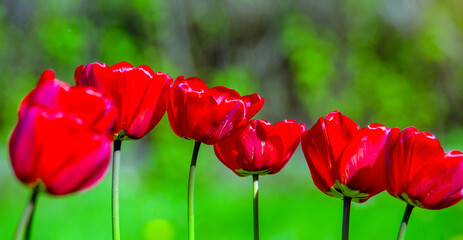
[237,128,279,173]
[406,150,463,209]
[9,107,42,185]
[16,111,113,195]
[109,61,135,72]
[127,72,172,138]
[338,124,389,197]
[393,127,420,194]
[208,86,241,104]
[175,76,209,94]
[241,93,265,120]
[189,95,245,144]
[74,65,85,84]
[74,62,112,92]
[20,70,70,116]
[66,87,116,134]
[74,62,120,134]
[110,65,171,138]
[214,120,278,175]
[404,130,443,187]
[383,127,402,196]
[301,111,360,195]
[214,134,242,176]
[167,76,210,139]
[301,117,335,193]
[266,120,304,174]
[168,77,191,139]
[324,111,360,160]
[46,134,112,195]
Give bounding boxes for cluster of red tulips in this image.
[9,62,463,240]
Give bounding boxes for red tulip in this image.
[9,70,117,195]
[214,119,305,176]
[384,127,463,209]
[166,76,264,145]
[301,111,389,202]
[75,62,172,139]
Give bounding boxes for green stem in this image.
[112,140,122,240]
[342,197,352,240]
[14,184,40,240]
[397,204,414,240]
[253,174,259,240]
[188,141,201,240]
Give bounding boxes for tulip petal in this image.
[208,86,241,104]
[46,134,111,195]
[301,117,335,193]
[20,70,70,116]
[190,95,245,144]
[241,93,265,120]
[9,107,42,185]
[146,72,172,132]
[383,127,402,196]
[267,120,304,173]
[338,124,389,196]
[406,150,463,209]
[66,87,116,134]
[109,61,134,71]
[324,111,360,160]
[115,67,151,133]
[124,70,172,138]
[404,130,444,188]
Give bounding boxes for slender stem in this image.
[397,204,414,240]
[342,197,352,240]
[14,184,40,240]
[253,174,259,240]
[188,141,201,240]
[112,140,122,240]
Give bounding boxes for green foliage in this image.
[281,14,337,120]
[37,17,89,65]
[211,65,258,94]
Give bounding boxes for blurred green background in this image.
[1,0,463,239]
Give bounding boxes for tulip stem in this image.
[253,174,259,240]
[342,197,351,240]
[188,141,201,240]
[112,140,122,240]
[14,184,40,240]
[397,204,414,240]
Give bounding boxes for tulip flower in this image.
[75,61,172,240]
[383,127,463,240]
[214,119,304,240]
[75,61,172,140]
[167,76,264,145]
[300,110,390,240]
[214,119,304,176]
[9,70,116,240]
[166,76,264,240]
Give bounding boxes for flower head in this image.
[75,62,172,140]
[214,119,305,176]
[384,127,463,209]
[301,111,389,203]
[167,76,264,145]
[9,70,116,195]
